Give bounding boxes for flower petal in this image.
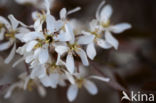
[96,1,105,20]
[46,15,55,34]
[65,71,75,84]
[30,65,46,79]
[5,43,16,64]
[38,48,49,64]
[67,7,81,15]
[45,0,50,15]
[100,5,112,23]
[37,85,46,97]
[55,45,69,55]
[86,43,96,60]
[96,38,112,49]
[89,75,110,82]
[77,35,95,45]
[34,18,43,32]
[105,31,119,49]
[76,48,89,66]
[26,40,38,52]
[0,40,14,51]
[8,15,19,30]
[40,73,59,88]
[23,32,44,42]
[67,85,78,102]
[60,8,67,19]
[12,57,25,68]
[65,23,75,44]
[84,80,98,95]
[66,53,75,73]
[110,23,132,34]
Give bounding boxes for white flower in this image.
[96,2,131,49]
[81,2,131,60]
[4,73,46,98]
[0,15,30,64]
[55,23,92,73]
[66,65,110,102]
[82,21,112,60]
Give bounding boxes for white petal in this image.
[96,38,112,49]
[25,54,34,63]
[46,15,55,34]
[40,75,52,87]
[65,71,75,84]
[23,76,30,90]
[87,43,96,60]
[67,7,81,15]
[54,20,63,31]
[100,5,112,23]
[105,31,119,49]
[12,57,24,68]
[45,0,50,15]
[40,74,59,88]
[84,80,98,95]
[60,8,67,19]
[15,33,25,42]
[37,85,46,97]
[0,40,14,51]
[77,35,95,45]
[32,11,40,20]
[23,32,44,42]
[96,1,105,20]
[4,84,17,98]
[66,53,75,73]
[89,75,110,82]
[8,15,19,30]
[76,48,89,66]
[38,49,49,64]
[26,40,38,52]
[55,46,69,55]
[17,27,30,33]
[49,73,59,88]
[34,19,43,32]
[30,65,46,79]
[5,43,16,64]
[110,23,132,33]
[54,32,71,41]
[34,48,41,58]
[65,23,75,44]
[67,85,78,102]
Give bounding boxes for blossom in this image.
[0,15,30,64]
[1,0,132,101]
[96,2,132,49]
[55,23,94,73]
[82,2,131,60]
[66,65,110,102]
[4,73,46,98]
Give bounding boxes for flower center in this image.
[27,79,35,91]
[76,78,84,88]
[101,20,110,28]
[5,30,17,38]
[68,43,80,52]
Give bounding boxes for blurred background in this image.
[0,0,156,103]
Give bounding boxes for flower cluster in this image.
[0,0,131,102]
